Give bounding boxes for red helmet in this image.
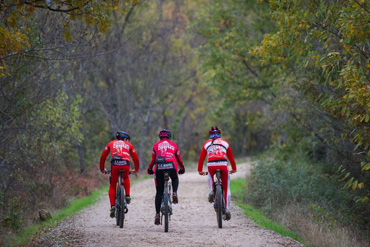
[209,126,221,138]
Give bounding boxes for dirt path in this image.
[29,163,303,247]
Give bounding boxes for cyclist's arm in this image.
[226,146,237,171]
[99,145,110,170]
[197,147,207,172]
[175,149,185,170]
[130,147,140,172]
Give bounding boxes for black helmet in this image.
[159,129,171,139]
[116,131,130,140]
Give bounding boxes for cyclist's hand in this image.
[147,168,154,175]
[229,169,237,174]
[130,169,137,174]
[179,169,185,174]
[101,169,108,174]
[199,171,207,176]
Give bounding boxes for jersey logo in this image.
[113,141,130,154]
[158,141,175,156]
[207,145,227,159]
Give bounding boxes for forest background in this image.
[1,0,369,246]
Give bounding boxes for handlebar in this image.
[199,170,236,176]
[102,169,136,175]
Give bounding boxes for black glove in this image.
[179,168,185,174]
[147,168,154,175]
[100,169,106,174]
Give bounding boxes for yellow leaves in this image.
[0,27,30,57]
[343,44,351,50]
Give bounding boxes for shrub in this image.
[246,152,368,230]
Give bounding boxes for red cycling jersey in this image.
[148,139,185,171]
[197,137,236,171]
[100,140,139,171]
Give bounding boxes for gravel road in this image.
[29,163,303,247]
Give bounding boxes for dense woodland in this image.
[1,0,370,246]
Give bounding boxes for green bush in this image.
[246,152,366,228]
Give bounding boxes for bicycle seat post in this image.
[164,172,169,181]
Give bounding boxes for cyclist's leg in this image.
[155,170,165,214]
[121,166,130,196]
[169,168,179,203]
[169,168,178,193]
[109,165,119,207]
[207,167,216,192]
[219,167,230,210]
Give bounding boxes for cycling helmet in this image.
[209,126,221,138]
[159,129,171,139]
[116,131,130,140]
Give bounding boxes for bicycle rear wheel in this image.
[216,184,223,228]
[119,184,125,228]
[164,186,169,232]
[116,187,120,226]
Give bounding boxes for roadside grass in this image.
[11,175,148,246]
[11,185,108,246]
[230,178,304,244]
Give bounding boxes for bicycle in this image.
[161,171,173,232]
[203,169,226,228]
[106,169,132,228]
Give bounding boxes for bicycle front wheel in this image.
[216,184,223,228]
[119,185,125,228]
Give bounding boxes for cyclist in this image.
[198,126,237,220]
[100,131,139,218]
[147,129,185,225]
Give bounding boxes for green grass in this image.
[230,178,303,243]
[11,185,109,246]
[12,175,152,246]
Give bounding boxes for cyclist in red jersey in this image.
[147,129,185,225]
[198,126,237,220]
[100,131,139,218]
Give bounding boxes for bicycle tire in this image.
[216,184,223,228]
[116,187,120,226]
[119,184,125,228]
[164,182,169,232]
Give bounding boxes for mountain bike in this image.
[161,171,172,232]
[203,170,225,228]
[106,169,132,228]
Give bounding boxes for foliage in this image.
[253,0,370,201]
[247,150,370,232]
[0,0,138,75]
[191,0,278,153]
